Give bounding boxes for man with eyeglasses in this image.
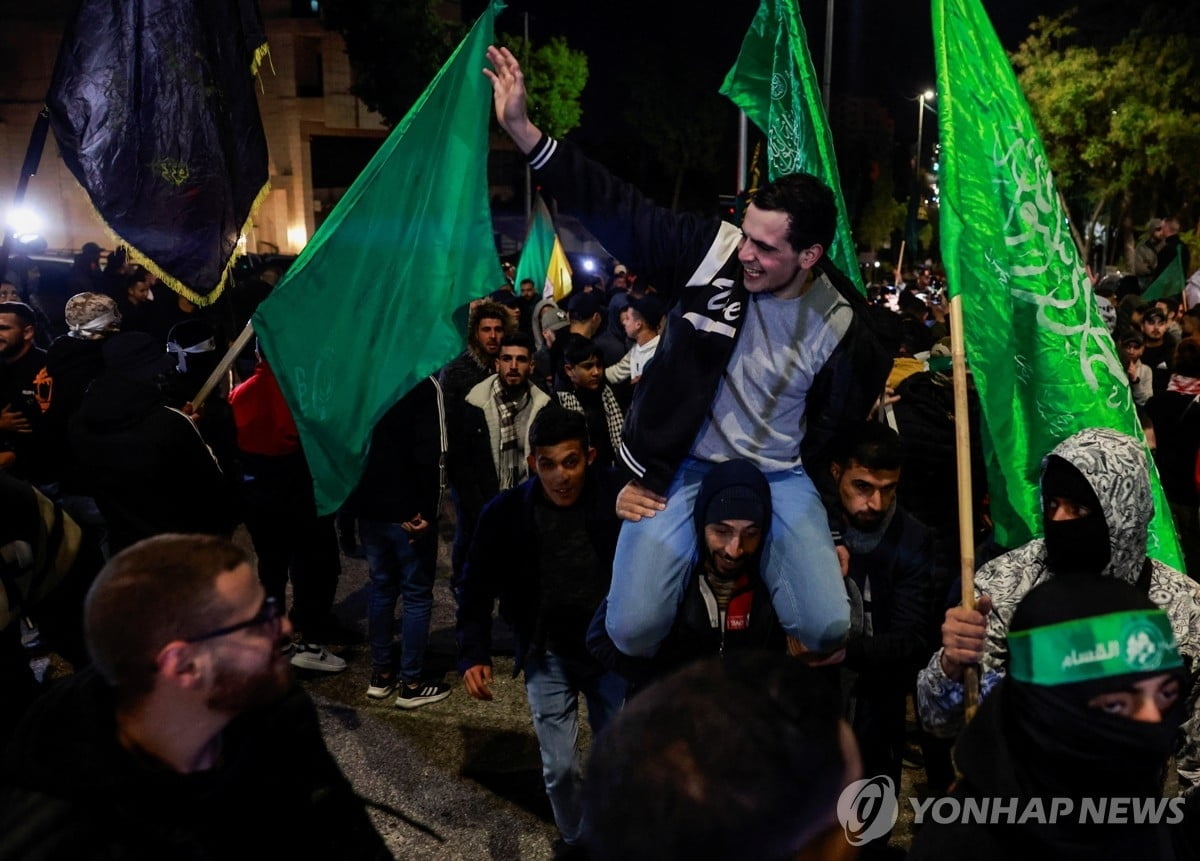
[0,533,391,860]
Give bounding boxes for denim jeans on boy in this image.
[523,650,625,845]
[359,520,438,685]
[606,456,850,657]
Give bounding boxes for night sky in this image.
[476,0,1077,148]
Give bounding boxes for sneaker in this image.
[366,672,396,699]
[287,642,347,674]
[395,680,451,709]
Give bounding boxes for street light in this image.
[915,89,936,189]
[903,89,936,276]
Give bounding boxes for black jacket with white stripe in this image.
[528,135,889,494]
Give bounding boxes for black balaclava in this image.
[1041,455,1111,576]
[950,575,1187,858]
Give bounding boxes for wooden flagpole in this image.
[949,294,981,720]
[191,319,255,410]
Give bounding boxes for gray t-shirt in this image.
[690,275,852,472]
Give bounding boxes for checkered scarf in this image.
[492,377,531,490]
[556,386,624,456]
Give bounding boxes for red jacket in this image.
[228,362,299,457]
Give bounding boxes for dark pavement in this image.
[287,513,569,860]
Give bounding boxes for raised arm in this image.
[483,45,542,154]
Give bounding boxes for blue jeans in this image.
[523,651,625,845]
[360,519,437,684]
[607,457,849,656]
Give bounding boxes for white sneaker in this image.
[288,642,347,673]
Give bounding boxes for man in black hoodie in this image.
[69,332,235,553]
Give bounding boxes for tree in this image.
[856,159,906,256]
[1011,9,1200,265]
[622,53,725,213]
[320,0,459,128]
[497,34,588,139]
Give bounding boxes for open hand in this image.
[483,46,541,153]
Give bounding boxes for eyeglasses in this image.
[185,596,282,643]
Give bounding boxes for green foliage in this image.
[1011,10,1200,240]
[856,159,906,252]
[623,54,725,212]
[320,0,460,128]
[497,34,588,138]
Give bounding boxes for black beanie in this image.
[705,485,766,526]
[693,460,772,540]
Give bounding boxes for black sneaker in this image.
[395,680,451,709]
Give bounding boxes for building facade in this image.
[0,0,395,259]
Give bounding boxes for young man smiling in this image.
[588,459,789,695]
[485,46,890,663]
[457,406,623,856]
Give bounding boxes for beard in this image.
[846,510,885,532]
[206,639,292,713]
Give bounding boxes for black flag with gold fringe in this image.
[46,0,271,306]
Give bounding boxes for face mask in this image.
[1044,514,1111,576]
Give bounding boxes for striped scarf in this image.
[492,378,531,490]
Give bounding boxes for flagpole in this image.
[822,0,834,110]
[737,110,748,194]
[949,294,980,720]
[191,320,255,410]
[523,12,532,222]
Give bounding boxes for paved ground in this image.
[288,511,936,859]
[289,515,573,860]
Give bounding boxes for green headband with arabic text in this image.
[1008,609,1182,687]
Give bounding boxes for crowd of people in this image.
[0,44,1199,859]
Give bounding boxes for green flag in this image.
[720,0,863,292]
[515,195,573,302]
[1142,247,1185,302]
[253,1,504,514]
[934,0,1182,567]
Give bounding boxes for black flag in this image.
[46,0,270,306]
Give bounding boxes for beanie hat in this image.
[705,484,766,526]
[693,460,772,541]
